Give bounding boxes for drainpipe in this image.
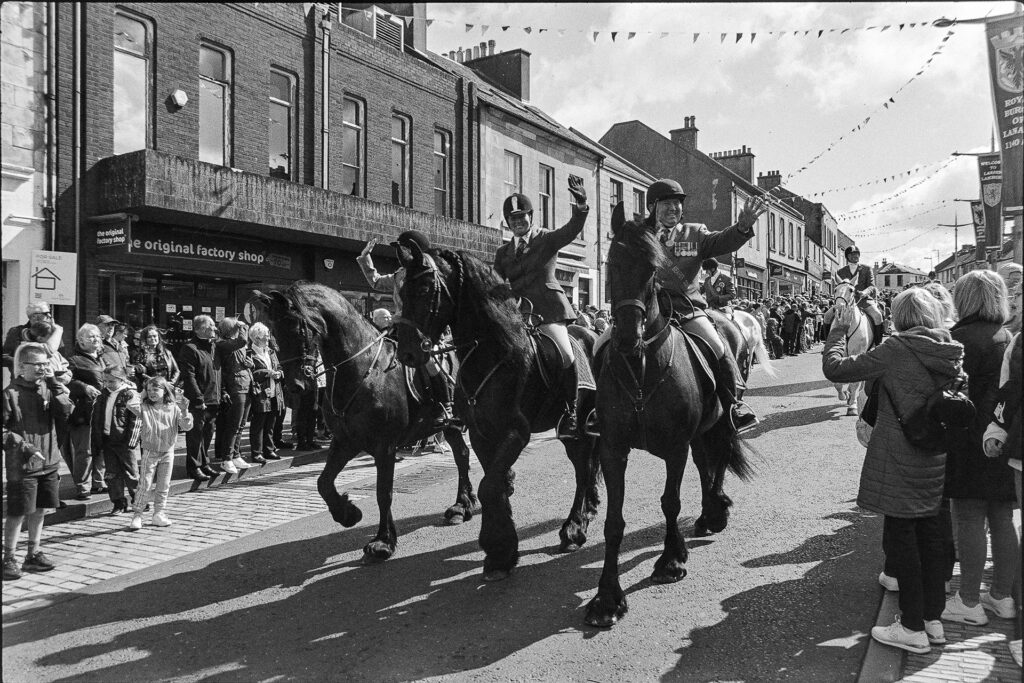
[44,1,57,251]
[467,81,476,224]
[73,2,83,330]
[594,158,603,306]
[320,7,331,190]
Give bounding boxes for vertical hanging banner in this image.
[986,16,1024,213]
[978,153,1004,249]
[970,200,987,261]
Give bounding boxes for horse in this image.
[830,280,873,416]
[706,307,775,393]
[584,205,754,628]
[253,283,478,563]
[391,243,602,582]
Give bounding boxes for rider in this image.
[835,245,883,348]
[356,230,454,430]
[494,176,589,441]
[701,258,736,310]
[645,178,765,433]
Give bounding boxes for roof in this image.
[877,262,928,276]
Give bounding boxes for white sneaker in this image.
[878,572,899,592]
[218,460,239,474]
[152,512,173,527]
[1009,639,1022,668]
[231,456,253,470]
[980,591,1016,619]
[924,620,946,645]
[871,617,930,654]
[129,514,143,531]
[942,592,989,625]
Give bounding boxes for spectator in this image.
[215,317,255,473]
[127,377,193,530]
[112,323,131,370]
[781,305,800,356]
[247,323,284,464]
[91,365,141,514]
[178,315,221,481]
[130,325,180,389]
[3,302,64,374]
[295,350,325,451]
[765,316,784,360]
[750,303,767,338]
[824,287,966,654]
[96,315,126,372]
[594,317,608,334]
[12,319,70,386]
[998,263,1022,294]
[924,284,956,329]
[3,343,72,580]
[371,308,392,330]
[983,330,1022,667]
[942,271,1018,627]
[268,334,294,451]
[66,324,108,499]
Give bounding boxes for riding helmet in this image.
[646,179,687,208]
[503,193,533,220]
[844,245,860,259]
[392,229,431,253]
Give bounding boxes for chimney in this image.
[710,145,756,184]
[464,47,531,101]
[669,115,699,150]
[757,169,782,191]
[479,42,487,58]
[488,39,496,56]
[472,45,480,60]
[456,47,464,63]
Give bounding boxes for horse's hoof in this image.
[846,406,858,416]
[561,542,580,553]
[444,509,465,525]
[584,595,628,628]
[482,568,511,582]
[362,541,395,563]
[332,504,363,528]
[651,565,687,584]
[693,518,711,537]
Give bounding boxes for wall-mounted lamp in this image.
[170,89,188,108]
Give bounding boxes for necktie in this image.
[515,238,527,259]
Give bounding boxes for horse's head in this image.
[394,240,460,367]
[252,288,321,396]
[834,280,856,309]
[607,201,665,355]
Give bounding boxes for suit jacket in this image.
[836,264,875,293]
[656,221,753,310]
[493,205,589,324]
[702,272,735,308]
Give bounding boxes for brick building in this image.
[38,2,499,343]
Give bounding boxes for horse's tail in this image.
[751,331,777,378]
[703,417,756,483]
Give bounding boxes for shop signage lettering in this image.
[130,238,267,264]
[985,16,1023,212]
[96,224,129,248]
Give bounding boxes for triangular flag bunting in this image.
[883,102,889,109]
[465,24,473,32]
[750,32,756,43]
[426,19,434,27]
[899,24,905,30]
[593,31,599,42]
[538,28,547,33]
[502,26,510,32]
[481,25,489,34]
[735,33,743,43]
[888,97,894,103]
[818,30,824,38]
[693,32,700,42]
[558,29,566,36]
[611,32,618,41]
[721,33,727,43]
[628,32,636,40]
[660,32,669,38]
[841,28,850,34]
[524,27,532,34]
[881,25,890,32]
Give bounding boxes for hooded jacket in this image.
[823,326,965,518]
[3,376,73,480]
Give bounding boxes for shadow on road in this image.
[661,505,882,682]
[744,379,835,397]
[742,404,846,439]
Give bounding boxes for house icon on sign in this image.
[32,267,60,291]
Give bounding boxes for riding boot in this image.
[716,352,758,434]
[556,361,579,441]
[872,323,885,349]
[427,372,453,431]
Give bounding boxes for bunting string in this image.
[833,157,957,219]
[804,159,952,198]
[847,203,951,237]
[840,197,951,220]
[860,222,948,255]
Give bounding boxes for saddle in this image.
[592,320,716,396]
[532,330,596,393]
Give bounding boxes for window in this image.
[268,69,295,179]
[897,275,904,287]
[341,96,364,196]
[538,165,554,229]
[796,227,802,260]
[610,179,623,209]
[199,44,232,166]
[769,214,776,252]
[340,4,405,50]
[884,276,891,288]
[391,113,411,206]
[113,12,152,154]
[633,188,645,219]
[787,222,794,259]
[433,129,450,217]
[503,151,522,197]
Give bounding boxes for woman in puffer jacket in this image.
[824,287,966,655]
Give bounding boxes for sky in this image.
[424,2,1021,273]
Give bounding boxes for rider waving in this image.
[835,245,883,348]
[494,176,589,441]
[646,179,766,433]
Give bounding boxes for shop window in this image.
[538,164,554,229]
[391,113,411,206]
[503,150,522,198]
[269,69,295,180]
[199,43,233,166]
[113,11,152,154]
[434,129,450,217]
[342,96,365,196]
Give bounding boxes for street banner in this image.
[978,153,1003,249]
[970,200,986,261]
[985,15,1023,213]
[29,250,77,305]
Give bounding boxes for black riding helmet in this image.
[503,193,533,221]
[392,229,431,260]
[646,179,687,226]
[844,245,861,260]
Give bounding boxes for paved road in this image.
[4,349,888,681]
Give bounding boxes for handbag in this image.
[882,352,975,455]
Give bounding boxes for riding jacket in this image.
[494,204,589,325]
[652,219,753,317]
[835,264,876,295]
[702,271,736,308]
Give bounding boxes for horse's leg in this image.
[652,448,691,584]
[692,437,732,537]
[835,382,849,403]
[442,426,479,525]
[558,433,602,552]
[585,439,628,628]
[317,440,363,528]
[363,448,398,562]
[475,420,529,581]
[847,380,861,416]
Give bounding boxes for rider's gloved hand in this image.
[568,175,587,206]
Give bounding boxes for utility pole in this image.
[938,206,974,279]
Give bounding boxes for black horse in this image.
[254,284,477,562]
[584,205,754,628]
[392,243,602,582]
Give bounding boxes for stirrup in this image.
[730,402,759,434]
[557,411,580,441]
[583,409,600,437]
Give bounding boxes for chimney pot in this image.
[488,39,496,55]
[457,47,464,62]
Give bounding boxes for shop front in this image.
[768,262,807,297]
[733,263,767,301]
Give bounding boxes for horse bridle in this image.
[391,255,462,354]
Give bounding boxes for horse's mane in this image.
[432,249,531,372]
[285,281,373,340]
[608,219,669,273]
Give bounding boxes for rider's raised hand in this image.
[737,196,768,233]
[568,175,587,206]
[359,239,378,259]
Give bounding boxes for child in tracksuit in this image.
[128,376,193,530]
[91,366,142,514]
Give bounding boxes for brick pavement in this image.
[1,448,459,617]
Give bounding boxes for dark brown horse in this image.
[584,205,754,627]
[254,284,477,562]
[392,244,602,582]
